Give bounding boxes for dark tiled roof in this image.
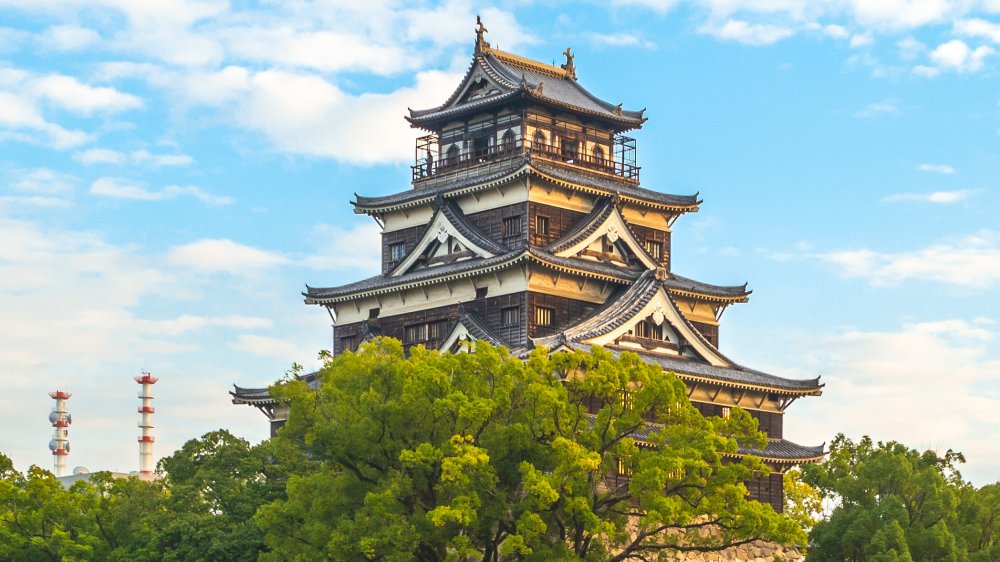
[306,249,640,305]
[354,160,698,216]
[598,346,823,394]
[409,50,645,129]
[353,158,529,213]
[546,199,616,253]
[536,271,660,345]
[529,248,641,283]
[440,199,507,255]
[531,161,700,210]
[230,371,321,406]
[739,439,826,462]
[305,251,527,303]
[665,273,750,300]
[455,308,507,347]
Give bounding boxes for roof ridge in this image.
[484,46,569,79]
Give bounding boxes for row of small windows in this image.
[404,320,447,344]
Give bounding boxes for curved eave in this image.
[666,287,751,304]
[230,389,276,406]
[305,252,528,305]
[406,89,524,131]
[673,371,824,397]
[527,249,638,284]
[523,87,646,131]
[528,165,701,213]
[352,163,530,215]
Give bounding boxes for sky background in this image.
[1,0,998,485]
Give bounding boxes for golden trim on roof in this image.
[483,45,570,80]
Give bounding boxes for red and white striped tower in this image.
[48,390,71,477]
[135,372,158,475]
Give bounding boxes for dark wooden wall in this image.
[381,202,528,274]
[746,473,784,513]
[332,292,529,356]
[691,401,783,439]
[629,223,671,270]
[689,320,719,348]
[528,202,587,247]
[527,292,601,338]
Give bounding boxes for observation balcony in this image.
[412,132,639,185]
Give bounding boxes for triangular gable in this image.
[577,287,730,367]
[414,56,515,118]
[391,202,506,278]
[550,202,659,270]
[439,310,507,353]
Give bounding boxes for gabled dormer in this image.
[546,199,659,271]
[389,197,507,277]
[407,20,644,188]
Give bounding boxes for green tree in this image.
[783,467,823,545]
[257,339,803,561]
[801,434,996,562]
[0,454,104,561]
[131,429,289,562]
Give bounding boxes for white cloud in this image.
[42,24,100,51]
[29,74,143,115]
[167,239,288,274]
[585,32,655,48]
[927,39,994,73]
[232,334,318,361]
[822,24,850,39]
[0,91,91,148]
[817,231,1000,289]
[883,189,971,203]
[955,18,1000,43]
[854,100,900,118]
[235,68,462,165]
[610,0,679,14]
[849,0,953,29]
[787,319,1000,485]
[129,150,194,167]
[74,148,127,165]
[135,314,272,336]
[916,163,955,174]
[9,167,77,194]
[89,178,232,205]
[700,19,795,45]
[897,36,926,60]
[302,222,383,273]
[849,33,873,47]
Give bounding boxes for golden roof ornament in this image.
[475,15,490,52]
[535,81,544,95]
[561,47,577,80]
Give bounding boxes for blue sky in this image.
[1,0,998,484]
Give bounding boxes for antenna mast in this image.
[135,372,158,474]
[48,390,71,477]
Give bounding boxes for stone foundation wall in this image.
[662,540,803,561]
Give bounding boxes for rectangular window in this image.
[339,334,358,352]
[617,457,632,477]
[535,215,549,236]
[534,306,553,327]
[427,320,444,340]
[720,406,731,419]
[619,390,633,411]
[475,287,488,299]
[501,306,520,326]
[644,240,663,260]
[405,324,426,343]
[502,216,522,238]
[389,242,406,263]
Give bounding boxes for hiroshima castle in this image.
[233,19,824,513]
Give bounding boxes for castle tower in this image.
[233,20,823,511]
[48,390,71,477]
[135,372,157,475]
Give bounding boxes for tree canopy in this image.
[802,434,1000,562]
[256,339,802,561]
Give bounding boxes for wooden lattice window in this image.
[534,306,553,327]
[644,240,663,260]
[502,215,522,238]
[339,334,358,352]
[404,324,426,343]
[535,215,549,236]
[389,242,406,263]
[501,306,520,326]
